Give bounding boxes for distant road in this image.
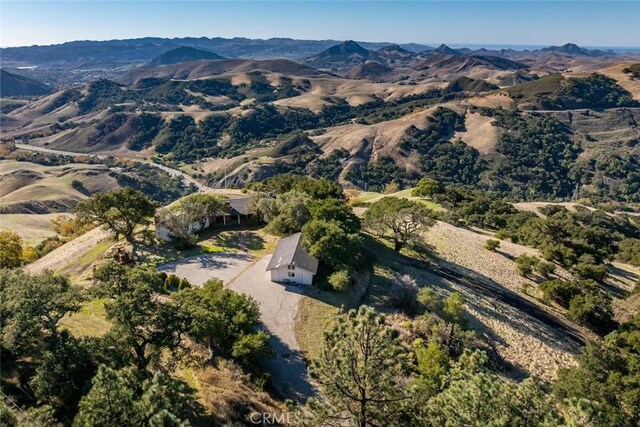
[14,143,210,192]
[521,107,640,114]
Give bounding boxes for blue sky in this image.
[1,1,638,48]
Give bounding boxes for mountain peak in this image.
[149,46,225,66]
[540,43,593,56]
[434,44,462,55]
[324,40,370,56]
[378,44,409,53]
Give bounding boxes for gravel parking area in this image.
[157,252,254,285]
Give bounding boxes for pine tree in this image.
[73,365,139,427]
[308,306,409,427]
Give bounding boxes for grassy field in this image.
[59,298,112,337]
[295,292,344,360]
[352,187,444,211]
[0,213,71,244]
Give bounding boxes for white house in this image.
[155,197,257,242]
[266,232,318,285]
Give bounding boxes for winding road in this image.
[14,143,210,192]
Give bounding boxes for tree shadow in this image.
[159,252,253,272]
[603,263,639,298]
[496,250,516,261]
[357,235,587,351]
[260,331,317,404]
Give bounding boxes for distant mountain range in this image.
[1,37,626,68]
[1,38,635,88]
[0,37,431,66]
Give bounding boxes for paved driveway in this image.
[228,255,316,403]
[157,253,316,403]
[157,252,254,285]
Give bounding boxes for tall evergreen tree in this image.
[308,306,409,427]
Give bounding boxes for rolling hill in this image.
[1,49,639,205]
[0,70,52,97]
[148,46,226,66]
[345,62,396,82]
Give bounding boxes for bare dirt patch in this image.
[453,112,499,154]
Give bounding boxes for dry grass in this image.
[273,77,440,112]
[178,360,284,426]
[295,294,343,360]
[0,160,119,212]
[418,221,596,379]
[466,92,515,109]
[295,270,369,359]
[453,112,500,154]
[0,213,71,244]
[599,62,640,101]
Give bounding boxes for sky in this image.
[1,1,639,49]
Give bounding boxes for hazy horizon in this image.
[1,36,639,52]
[1,1,638,49]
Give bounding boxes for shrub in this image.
[534,260,556,278]
[539,279,583,308]
[617,238,640,267]
[412,177,443,198]
[71,179,86,193]
[164,274,180,291]
[417,287,440,312]
[35,236,64,257]
[22,246,39,263]
[389,274,419,313]
[51,215,93,238]
[573,263,608,282]
[0,230,23,268]
[171,234,197,250]
[328,270,351,292]
[541,243,577,267]
[568,290,617,334]
[515,255,539,277]
[178,278,192,291]
[484,239,500,251]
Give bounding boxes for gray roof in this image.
[266,232,319,274]
[227,197,255,216]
